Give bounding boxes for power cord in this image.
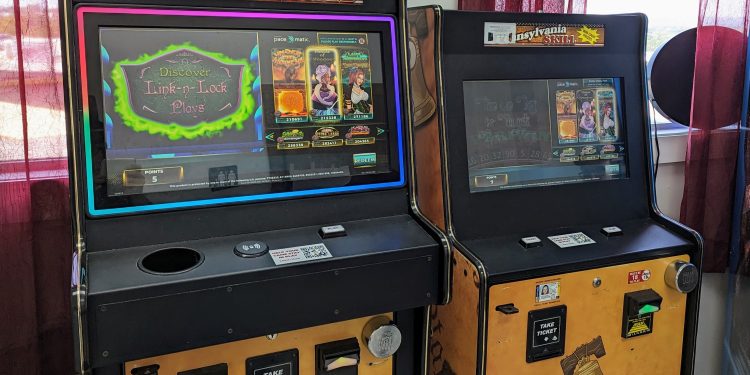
[651,103,661,181]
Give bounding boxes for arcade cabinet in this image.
[406,7,703,375]
[60,1,447,374]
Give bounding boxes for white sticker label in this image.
[484,22,517,45]
[269,243,332,265]
[535,281,560,303]
[547,232,596,248]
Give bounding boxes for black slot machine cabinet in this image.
[406,7,703,375]
[59,0,449,373]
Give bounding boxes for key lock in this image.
[362,316,402,365]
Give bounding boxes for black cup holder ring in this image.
[138,247,204,276]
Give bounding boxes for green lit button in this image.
[638,304,660,315]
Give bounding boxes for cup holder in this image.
[138,247,204,275]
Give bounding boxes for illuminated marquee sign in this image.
[484,22,605,47]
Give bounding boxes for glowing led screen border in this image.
[75,7,405,217]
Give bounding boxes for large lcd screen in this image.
[463,78,628,192]
[78,8,404,215]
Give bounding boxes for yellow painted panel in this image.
[486,255,690,375]
[125,314,394,375]
[428,249,480,375]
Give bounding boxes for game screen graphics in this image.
[98,28,391,197]
[463,78,628,192]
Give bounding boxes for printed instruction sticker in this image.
[269,243,332,265]
[484,22,518,45]
[535,280,560,303]
[547,232,596,248]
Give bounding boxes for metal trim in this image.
[403,4,452,306]
[427,8,490,375]
[60,0,89,372]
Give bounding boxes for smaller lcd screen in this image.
[463,78,628,192]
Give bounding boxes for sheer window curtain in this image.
[0,0,73,373]
[681,0,749,273]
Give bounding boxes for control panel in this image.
[126,315,399,375]
[486,255,691,375]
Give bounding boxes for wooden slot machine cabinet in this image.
[60,0,450,374]
[406,7,703,375]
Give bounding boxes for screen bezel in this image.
[439,12,651,241]
[76,6,405,217]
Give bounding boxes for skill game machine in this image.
[60,0,447,374]
[407,7,703,375]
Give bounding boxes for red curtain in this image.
[459,0,587,13]
[681,0,750,272]
[0,0,73,373]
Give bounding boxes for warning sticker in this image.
[624,315,653,338]
[547,232,596,248]
[628,269,652,284]
[269,243,332,265]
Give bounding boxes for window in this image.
[588,0,699,127]
[0,0,66,165]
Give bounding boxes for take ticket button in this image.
[533,317,561,347]
[526,305,567,363]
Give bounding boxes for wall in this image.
[655,131,726,375]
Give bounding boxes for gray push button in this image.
[234,240,268,258]
[601,226,623,237]
[520,236,543,249]
[319,225,347,239]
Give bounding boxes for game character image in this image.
[578,101,597,142]
[600,103,616,139]
[311,64,339,117]
[345,67,371,115]
[556,90,577,144]
[272,48,308,123]
[596,87,618,142]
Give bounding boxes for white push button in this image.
[319,225,347,239]
[520,236,543,248]
[601,226,623,237]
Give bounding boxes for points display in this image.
[93,23,398,208]
[463,78,627,192]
